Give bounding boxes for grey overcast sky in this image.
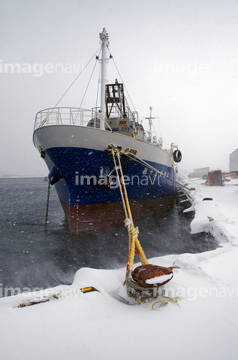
[1,0,238,176]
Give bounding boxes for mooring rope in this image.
[123,152,192,191]
[111,150,129,220]
[108,146,183,304]
[151,296,183,310]
[110,147,148,272]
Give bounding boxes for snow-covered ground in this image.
[1,177,238,360]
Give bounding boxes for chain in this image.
[44,179,51,232]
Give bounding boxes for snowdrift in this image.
[1,177,238,360]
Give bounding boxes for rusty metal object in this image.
[131,264,177,288]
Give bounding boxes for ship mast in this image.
[99,28,109,130]
[145,106,155,142]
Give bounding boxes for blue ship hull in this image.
[42,145,175,232]
[46,147,175,205]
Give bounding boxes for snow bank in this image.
[1,177,238,360]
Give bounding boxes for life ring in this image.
[173,149,182,163]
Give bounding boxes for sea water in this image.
[0,177,217,296]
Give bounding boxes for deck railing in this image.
[33,107,162,146]
[34,107,111,131]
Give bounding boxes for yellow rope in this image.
[152,296,183,310]
[116,151,148,269]
[111,150,128,219]
[109,145,189,273]
[128,230,136,271]
[108,145,182,303]
[116,152,133,222]
[111,148,148,271]
[134,234,148,267]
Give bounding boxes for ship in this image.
[33,28,182,233]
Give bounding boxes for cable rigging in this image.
[108,46,137,113]
[41,46,101,125]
